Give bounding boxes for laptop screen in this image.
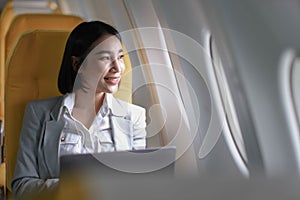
[60,146,176,179]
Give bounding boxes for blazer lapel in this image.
[111,116,132,151]
[42,97,65,177]
[109,95,133,151]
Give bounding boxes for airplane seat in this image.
[0,0,60,122]
[5,30,70,197]
[1,14,83,124]
[4,29,132,198]
[0,0,60,54]
[5,13,83,61]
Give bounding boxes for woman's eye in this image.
[100,56,111,61]
[118,54,124,60]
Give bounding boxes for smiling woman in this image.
[3,0,300,199]
[71,36,125,128]
[11,21,147,199]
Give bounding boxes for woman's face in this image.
[76,35,125,94]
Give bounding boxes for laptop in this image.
[59,146,176,180]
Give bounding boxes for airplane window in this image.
[279,49,300,160]
[210,38,248,165]
[291,56,300,125]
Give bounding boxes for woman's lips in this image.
[104,76,120,85]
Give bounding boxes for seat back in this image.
[2,14,83,120]
[5,14,83,61]
[0,1,60,121]
[4,29,132,192]
[0,0,59,50]
[5,30,69,192]
[0,1,60,64]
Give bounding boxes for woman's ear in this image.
[71,56,81,72]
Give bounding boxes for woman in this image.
[11,21,147,199]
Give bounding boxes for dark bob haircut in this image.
[58,21,121,94]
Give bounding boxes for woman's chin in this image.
[107,86,119,94]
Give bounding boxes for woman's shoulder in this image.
[112,96,145,111]
[110,95,145,119]
[26,96,64,110]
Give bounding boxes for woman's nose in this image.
[110,59,123,72]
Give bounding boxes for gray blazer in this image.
[11,95,146,199]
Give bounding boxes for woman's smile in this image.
[104,76,121,85]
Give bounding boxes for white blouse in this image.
[59,93,115,156]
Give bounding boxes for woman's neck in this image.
[72,90,106,129]
[95,92,105,113]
